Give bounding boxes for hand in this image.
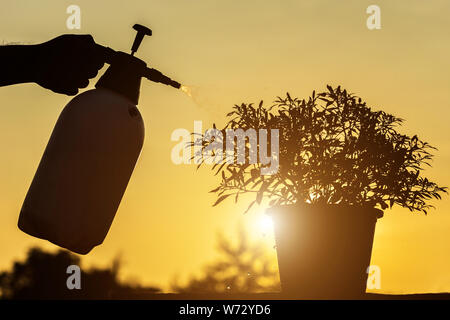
[33,35,105,95]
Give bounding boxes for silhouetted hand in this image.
[33,35,105,95]
[0,34,105,96]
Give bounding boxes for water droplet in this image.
[180,85,193,98]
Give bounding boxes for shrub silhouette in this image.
[0,247,159,299]
[171,225,280,293]
[196,85,447,214]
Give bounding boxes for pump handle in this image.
[131,24,152,56]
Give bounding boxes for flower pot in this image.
[268,204,383,299]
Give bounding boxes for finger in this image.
[51,86,79,96]
[88,45,107,68]
[93,44,115,65]
[77,60,102,79]
[77,45,105,78]
[77,78,90,89]
[85,69,99,79]
[66,88,79,96]
[86,50,105,71]
[77,34,95,45]
[86,60,104,74]
[95,61,105,71]
[73,34,97,57]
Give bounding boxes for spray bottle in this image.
[18,25,181,254]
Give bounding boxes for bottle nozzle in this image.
[143,68,181,89]
[95,45,181,90]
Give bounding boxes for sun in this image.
[258,215,274,234]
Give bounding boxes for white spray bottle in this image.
[19,24,181,254]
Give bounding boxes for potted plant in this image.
[195,85,447,298]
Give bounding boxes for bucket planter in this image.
[196,86,447,298]
[268,204,382,298]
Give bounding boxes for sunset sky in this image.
[1,0,449,293]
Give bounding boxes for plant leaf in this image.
[213,194,231,207]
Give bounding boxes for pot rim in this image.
[266,203,384,220]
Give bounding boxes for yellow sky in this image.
[0,0,449,293]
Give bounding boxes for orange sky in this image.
[0,0,449,293]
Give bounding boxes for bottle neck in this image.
[95,52,146,105]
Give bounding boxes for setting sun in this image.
[258,215,274,235]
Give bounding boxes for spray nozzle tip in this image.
[143,67,181,89]
[171,81,181,89]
